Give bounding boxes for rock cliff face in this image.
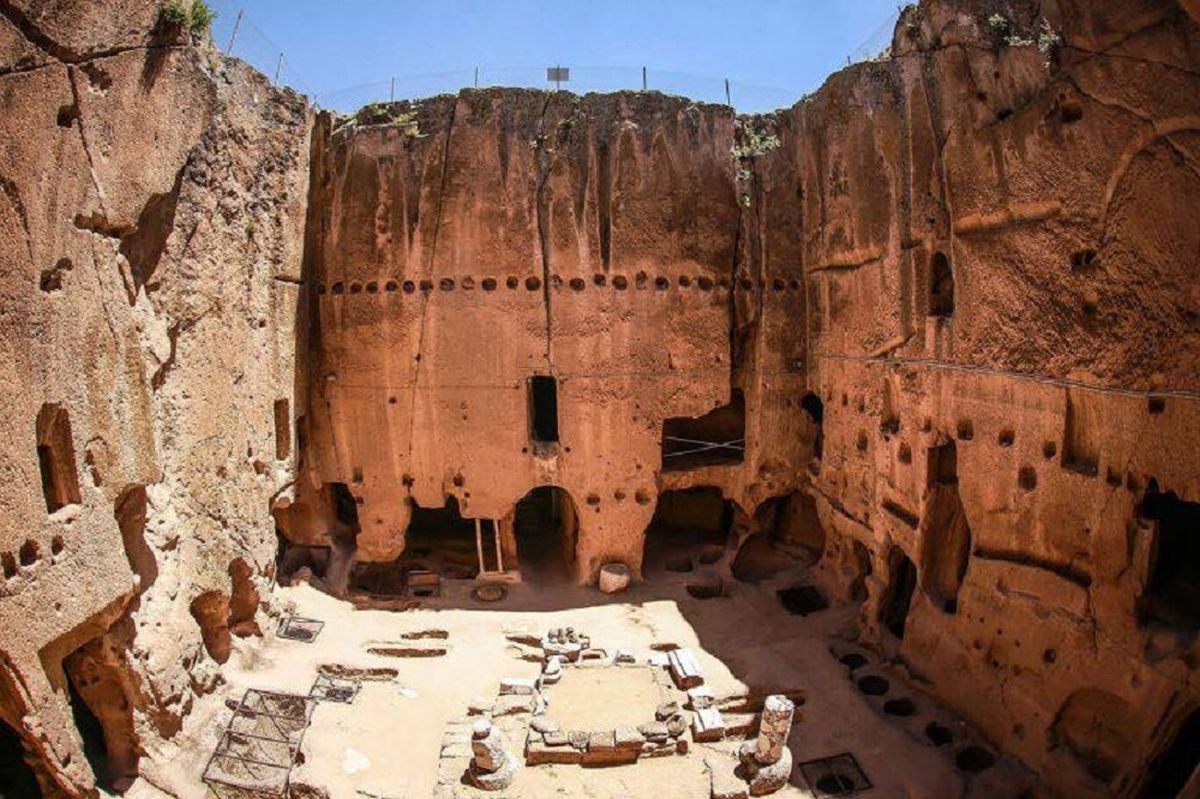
[0,0,1198,797]
[0,1,309,794]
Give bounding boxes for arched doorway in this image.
[514,487,578,583]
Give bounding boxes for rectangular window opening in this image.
[528,376,559,444]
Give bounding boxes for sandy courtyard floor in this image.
[124,563,1035,798]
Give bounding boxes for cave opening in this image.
[1139,486,1200,632]
[1143,708,1200,797]
[930,251,954,318]
[920,441,971,614]
[849,540,873,601]
[732,492,824,583]
[642,487,736,576]
[394,497,481,586]
[528,375,559,446]
[0,717,41,798]
[881,549,918,639]
[65,672,114,791]
[62,640,139,794]
[800,391,824,460]
[514,486,577,583]
[661,390,746,471]
[330,482,360,531]
[35,403,81,513]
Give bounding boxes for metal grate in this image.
[309,675,359,704]
[798,752,872,798]
[278,616,324,643]
[202,690,313,798]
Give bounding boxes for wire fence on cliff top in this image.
[201,0,903,114]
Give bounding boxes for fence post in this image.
[274,52,283,84]
[226,8,243,52]
[390,77,395,101]
[725,78,731,108]
[642,66,647,92]
[475,67,479,88]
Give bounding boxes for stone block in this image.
[614,726,646,750]
[692,706,726,742]
[500,677,537,695]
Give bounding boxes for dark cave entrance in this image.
[920,441,971,614]
[1140,485,1200,632]
[731,492,824,583]
[929,250,954,318]
[400,497,480,580]
[0,717,41,798]
[849,539,873,601]
[800,391,824,461]
[514,486,577,583]
[331,482,360,531]
[661,390,746,471]
[1143,708,1200,797]
[65,675,113,791]
[351,497,490,596]
[881,549,918,639]
[642,487,736,576]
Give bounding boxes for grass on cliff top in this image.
[161,0,216,35]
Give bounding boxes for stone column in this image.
[737,694,795,796]
[468,719,519,790]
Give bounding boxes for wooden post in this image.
[494,521,504,573]
[226,8,243,52]
[475,518,485,574]
[390,77,395,101]
[724,78,731,108]
[274,52,283,84]
[474,67,479,88]
[642,66,647,91]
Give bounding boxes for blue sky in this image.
[211,1,903,113]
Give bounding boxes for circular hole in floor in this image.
[697,545,724,565]
[685,581,723,600]
[857,675,890,696]
[925,722,954,747]
[955,746,995,773]
[814,773,856,796]
[839,653,868,670]
[884,698,916,717]
[412,589,433,598]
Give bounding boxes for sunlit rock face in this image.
[0,0,1198,797]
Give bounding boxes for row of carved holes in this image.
[1,536,65,580]
[316,275,805,296]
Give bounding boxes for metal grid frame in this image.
[201,689,313,799]
[309,675,359,704]
[277,616,324,643]
[797,752,873,797]
[661,435,745,462]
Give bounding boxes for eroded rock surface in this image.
[0,0,1198,797]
